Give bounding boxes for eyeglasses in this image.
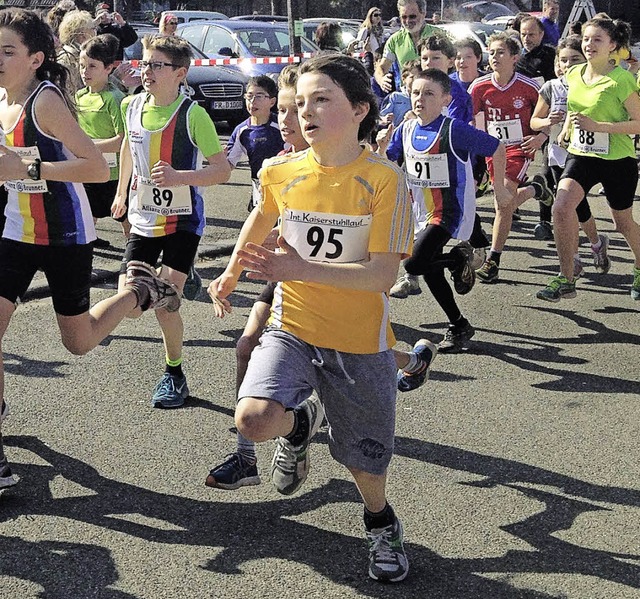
[401,14,419,20]
[244,93,270,100]
[167,20,178,24]
[139,60,180,71]
[373,13,381,17]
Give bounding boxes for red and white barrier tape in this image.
[122,52,366,67]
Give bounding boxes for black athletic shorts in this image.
[0,238,92,316]
[561,154,637,211]
[120,231,201,276]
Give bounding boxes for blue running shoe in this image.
[151,372,189,408]
[205,452,261,490]
[397,339,438,392]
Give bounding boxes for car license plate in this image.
[212,100,243,110]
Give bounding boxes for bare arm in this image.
[150,150,232,188]
[374,56,395,93]
[207,207,278,316]
[572,92,640,135]
[111,137,132,219]
[238,236,402,293]
[3,88,110,183]
[93,134,124,153]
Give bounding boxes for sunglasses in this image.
[373,12,381,17]
[167,19,178,24]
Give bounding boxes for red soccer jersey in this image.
[469,72,540,159]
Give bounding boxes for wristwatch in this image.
[27,159,41,181]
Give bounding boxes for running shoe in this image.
[470,247,487,271]
[437,321,475,353]
[534,221,554,241]
[151,372,189,408]
[397,339,438,393]
[205,452,261,490]
[536,275,576,302]
[531,174,554,207]
[0,401,7,424]
[592,234,611,274]
[271,392,324,496]
[632,267,640,301]
[476,259,499,283]
[93,237,110,249]
[389,274,421,298]
[574,255,585,279]
[182,264,203,301]
[0,458,18,489]
[366,518,409,583]
[125,261,181,313]
[450,245,476,295]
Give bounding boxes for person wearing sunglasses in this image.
[356,7,386,56]
[159,13,179,36]
[374,0,443,94]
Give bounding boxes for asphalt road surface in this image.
[1,132,639,598]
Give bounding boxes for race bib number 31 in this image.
[487,118,524,145]
[570,127,609,154]
[281,209,372,263]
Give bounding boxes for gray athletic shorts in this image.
[238,329,397,475]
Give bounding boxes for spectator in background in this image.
[159,12,178,36]
[540,0,561,47]
[95,3,138,60]
[57,10,97,93]
[315,21,342,52]
[375,0,443,93]
[432,11,441,24]
[517,15,556,84]
[47,0,77,39]
[356,7,386,55]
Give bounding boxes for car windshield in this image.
[236,27,315,56]
[476,3,513,17]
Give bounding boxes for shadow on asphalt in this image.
[2,434,639,598]
[393,306,639,393]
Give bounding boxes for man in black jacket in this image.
[95,3,138,60]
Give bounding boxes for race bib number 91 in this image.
[281,209,372,263]
[406,153,450,188]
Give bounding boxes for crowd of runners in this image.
[0,0,639,584]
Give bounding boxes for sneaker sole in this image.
[390,288,421,299]
[536,291,577,302]
[477,275,498,284]
[205,473,261,490]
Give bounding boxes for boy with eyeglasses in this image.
[111,34,231,408]
[226,75,285,211]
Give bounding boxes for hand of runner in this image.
[238,237,304,282]
[111,195,127,219]
[0,145,27,180]
[375,124,394,154]
[151,160,181,187]
[569,112,599,132]
[207,274,235,317]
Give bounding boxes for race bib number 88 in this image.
[281,209,372,263]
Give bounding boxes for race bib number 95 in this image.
[281,209,372,263]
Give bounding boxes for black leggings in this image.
[404,224,464,324]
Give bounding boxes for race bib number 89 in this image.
[138,182,192,217]
[281,209,372,263]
